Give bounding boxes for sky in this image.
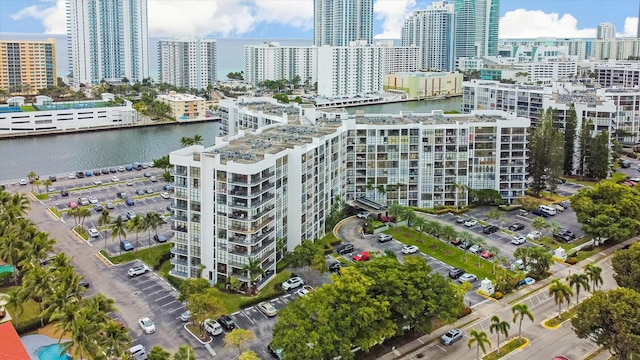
[0,0,638,39]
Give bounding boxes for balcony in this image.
[169,268,188,278]
[171,213,188,222]
[170,168,187,176]
[171,225,188,233]
[171,202,188,211]
[171,257,188,266]
[171,246,188,256]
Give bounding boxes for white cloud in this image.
[374,0,416,39]
[621,17,639,37]
[252,0,313,31]
[500,9,596,38]
[10,0,66,34]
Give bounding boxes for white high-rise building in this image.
[314,0,374,46]
[66,0,149,89]
[597,22,616,40]
[158,38,217,90]
[243,42,317,87]
[316,43,384,97]
[401,1,456,71]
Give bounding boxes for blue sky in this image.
[0,0,638,39]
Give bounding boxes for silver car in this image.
[458,273,478,283]
[440,328,463,345]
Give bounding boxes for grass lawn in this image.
[319,232,339,245]
[0,286,41,325]
[545,307,577,328]
[99,243,171,267]
[483,338,528,360]
[73,226,88,240]
[385,227,495,281]
[530,236,602,262]
[561,177,599,187]
[48,207,61,218]
[32,192,49,200]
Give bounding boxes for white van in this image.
[129,345,148,360]
[538,205,556,216]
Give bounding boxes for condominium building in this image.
[169,97,530,283]
[383,71,463,99]
[462,80,545,123]
[480,60,577,83]
[496,45,572,62]
[500,38,594,60]
[380,44,421,74]
[158,38,217,90]
[314,0,374,46]
[0,39,56,93]
[156,92,209,121]
[453,0,500,58]
[401,1,456,71]
[597,22,616,40]
[592,38,640,61]
[67,0,149,89]
[317,44,384,97]
[595,60,640,87]
[243,42,317,87]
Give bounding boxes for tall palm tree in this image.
[453,182,467,209]
[567,273,590,303]
[27,171,38,192]
[43,179,52,193]
[55,306,101,360]
[21,264,53,325]
[97,210,112,251]
[585,264,603,290]
[77,207,91,228]
[473,236,486,267]
[100,320,132,358]
[402,207,417,226]
[7,193,30,218]
[549,279,573,318]
[21,231,56,266]
[458,231,474,262]
[412,217,427,242]
[5,288,25,326]
[110,216,127,255]
[440,224,458,243]
[512,303,534,340]
[387,202,404,227]
[192,134,204,145]
[128,215,146,250]
[33,179,42,194]
[489,315,510,354]
[467,328,491,360]
[488,245,501,274]
[242,257,265,295]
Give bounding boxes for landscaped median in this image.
[385,227,495,281]
[542,307,577,329]
[98,243,172,266]
[483,337,529,360]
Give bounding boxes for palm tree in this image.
[387,202,404,227]
[180,137,194,147]
[490,315,510,354]
[472,236,486,267]
[192,134,204,145]
[55,305,101,359]
[458,231,474,262]
[68,207,79,227]
[5,288,25,326]
[110,216,127,255]
[33,179,42,194]
[488,245,500,274]
[27,171,37,192]
[412,217,427,242]
[402,207,416,226]
[97,210,112,251]
[78,207,91,228]
[440,224,458,243]
[128,215,146,249]
[549,279,573,318]
[512,303,534,340]
[21,264,53,325]
[585,264,603,290]
[513,246,532,271]
[22,231,56,265]
[99,320,132,358]
[453,182,467,209]
[567,273,590,303]
[43,179,53,193]
[242,257,265,295]
[548,221,561,236]
[467,328,491,360]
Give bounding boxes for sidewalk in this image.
[376,236,634,360]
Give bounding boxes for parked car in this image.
[19,178,28,185]
[554,232,573,243]
[126,180,134,186]
[282,277,304,291]
[120,240,134,251]
[468,245,482,254]
[126,211,137,220]
[508,223,525,231]
[480,251,494,259]
[455,216,467,223]
[105,202,115,209]
[401,245,419,254]
[352,251,370,261]
[136,189,146,196]
[111,176,120,182]
[335,243,354,255]
[217,315,236,330]
[60,189,69,196]
[125,199,135,206]
[88,196,98,204]
[483,225,499,234]
[138,317,156,334]
[150,176,157,182]
[458,273,478,283]
[88,228,100,238]
[68,201,78,209]
[93,170,101,176]
[76,171,85,178]
[116,191,128,199]
[448,268,464,279]
[118,166,125,172]
[531,209,549,218]
[67,173,76,179]
[48,175,57,182]
[518,277,536,286]
[203,319,223,336]
[356,211,370,219]
[328,262,342,273]
[129,345,148,360]
[93,204,103,212]
[84,171,92,177]
[378,234,393,243]
[153,234,168,243]
[101,169,110,175]
[440,328,463,345]
[145,188,153,194]
[268,344,284,360]
[552,204,565,212]
[511,236,527,245]
[557,228,577,240]
[144,172,152,177]
[464,219,478,227]
[160,192,170,199]
[128,264,150,277]
[450,238,462,246]
[527,231,542,240]
[93,179,103,185]
[79,280,90,288]
[109,168,117,173]
[257,302,278,317]
[296,285,316,297]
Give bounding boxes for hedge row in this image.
[410,206,468,215]
[16,317,48,335]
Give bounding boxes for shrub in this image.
[565,257,578,265]
[323,243,333,255]
[493,291,504,300]
[214,282,226,291]
[0,272,13,286]
[627,151,638,159]
[328,237,342,246]
[166,274,184,289]
[15,317,48,335]
[154,252,172,270]
[459,307,473,318]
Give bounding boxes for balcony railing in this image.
[169,268,188,278]
[171,257,188,266]
[171,225,188,233]
[171,247,188,256]
[171,214,188,222]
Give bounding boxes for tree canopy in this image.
[612,242,640,292]
[528,107,564,195]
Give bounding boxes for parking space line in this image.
[167,304,185,313]
[240,309,257,324]
[155,294,174,303]
[161,300,179,308]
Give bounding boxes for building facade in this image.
[316,44,384,97]
[381,45,421,74]
[243,43,317,87]
[314,0,374,46]
[595,60,640,87]
[0,39,56,94]
[500,38,594,60]
[156,92,209,121]
[453,0,500,58]
[383,72,463,99]
[592,38,640,61]
[597,22,616,40]
[158,38,217,90]
[401,1,456,72]
[0,93,137,135]
[170,97,530,283]
[67,0,149,89]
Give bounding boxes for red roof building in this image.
[0,321,31,360]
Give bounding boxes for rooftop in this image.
[157,92,206,102]
[0,101,118,114]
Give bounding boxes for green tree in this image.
[577,118,593,179]
[33,179,41,194]
[109,216,127,255]
[238,350,261,360]
[242,257,265,295]
[490,315,510,355]
[468,328,492,360]
[571,182,640,242]
[387,202,404,226]
[99,320,132,358]
[527,246,553,279]
[563,104,578,175]
[440,224,458,243]
[585,264,604,291]
[528,107,565,196]
[612,242,640,292]
[571,288,640,359]
[153,154,171,171]
[549,279,573,318]
[513,246,532,273]
[585,130,610,180]
[173,344,196,360]
[531,216,548,233]
[77,207,91,228]
[488,245,501,274]
[21,231,55,265]
[43,179,52,193]
[148,346,171,360]
[5,288,25,326]
[224,328,256,357]
[290,239,323,268]
[567,273,590,304]
[127,214,146,249]
[325,195,346,232]
[412,216,427,242]
[27,171,37,192]
[97,210,112,251]
[512,303,534,340]
[402,207,417,226]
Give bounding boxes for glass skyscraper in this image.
[453,0,499,58]
[314,0,374,46]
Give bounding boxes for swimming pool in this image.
[0,264,14,274]
[34,343,71,360]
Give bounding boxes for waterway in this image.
[0,97,461,182]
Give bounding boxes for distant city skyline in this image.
[1,0,638,40]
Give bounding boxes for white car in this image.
[118,166,126,172]
[180,310,191,322]
[401,245,419,254]
[356,211,370,219]
[67,173,76,179]
[111,176,120,182]
[282,277,304,291]
[527,231,542,240]
[19,178,28,185]
[128,264,150,277]
[511,236,527,245]
[464,219,478,227]
[295,285,316,297]
[92,179,102,185]
[468,244,481,254]
[160,192,170,199]
[88,228,100,238]
[203,319,223,336]
[126,180,134,186]
[138,317,156,334]
[88,196,99,204]
[458,273,478,283]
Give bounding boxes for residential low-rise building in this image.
[0,93,137,135]
[156,92,210,121]
[383,71,463,99]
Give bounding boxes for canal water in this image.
[0,97,461,182]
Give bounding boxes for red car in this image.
[480,251,494,259]
[352,251,370,261]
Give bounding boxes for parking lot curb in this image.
[183,323,213,345]
[333,217,353,239]
[95,252,115,267]
[475,290,498,302]
[71,228,91,244]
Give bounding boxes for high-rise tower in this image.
[314,0,374,46]
[158,38,217,90]
[67,0,149,89]
[453,0,499,58]
[597,22,616,40]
